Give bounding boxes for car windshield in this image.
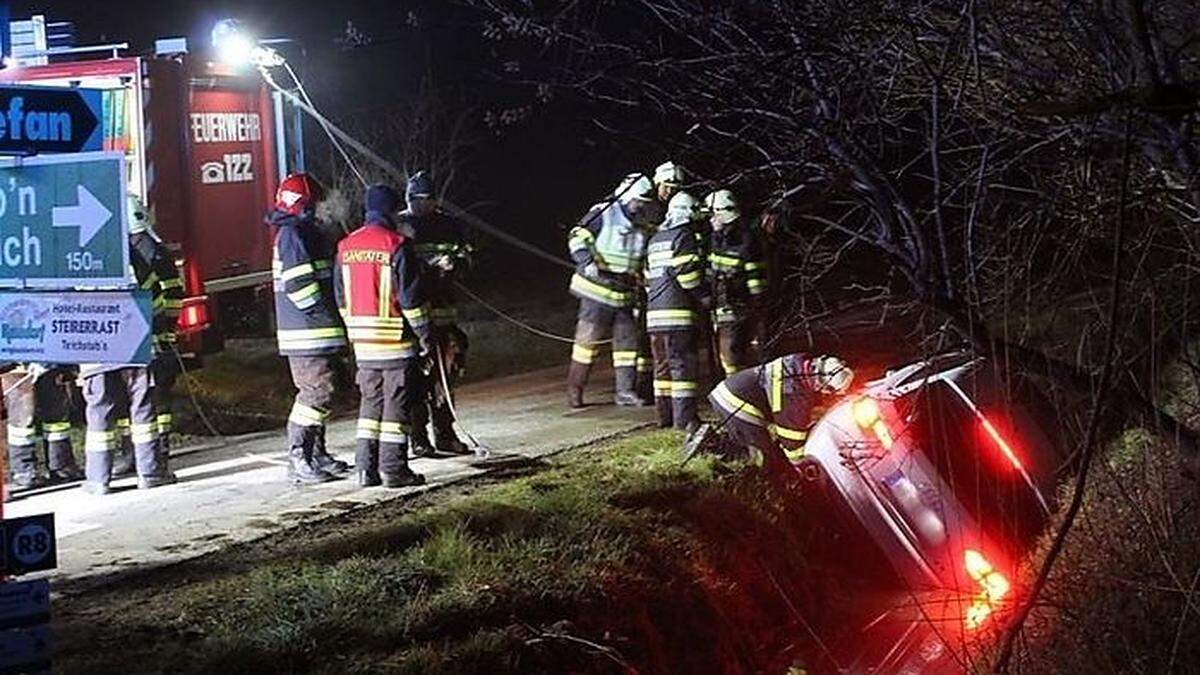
[895,378,1048,548]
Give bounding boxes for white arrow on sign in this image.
[51,185,113,247]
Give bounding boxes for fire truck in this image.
[0,38,305,358]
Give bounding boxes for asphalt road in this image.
[5,365,655,589]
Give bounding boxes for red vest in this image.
[337,224,426,365]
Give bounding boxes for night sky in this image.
[12,0,650,282]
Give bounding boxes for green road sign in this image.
[0,151,129,289]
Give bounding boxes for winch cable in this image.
[260,72,638,352]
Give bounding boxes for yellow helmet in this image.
[664,191,699,227]
[614,173,655,204]
[653,160,685,188]
[813,355,854,394]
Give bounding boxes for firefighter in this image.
[80,204,182,495]
[126,195,186,463]
[399,171,472,456]
[567,173,657,408]
[706,189,769,375]
[645,191,709,431]
[652,161,685,204]
[268,173,350,484]
[2,364,83,487]
[703,353,853,470]
[334,184,432,488]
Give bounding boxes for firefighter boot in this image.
[82,451,113,496]
[432,405,470,455]
[312,426,349,474]
[382,465,426,488]
[289,446,336,485]
[408,403,438,458]
[355,439,381,487]
[673,397,699,432]
[135,441,177,490]
[614,367,649,407]
[380,441,426,488]
[48,442,84,483]
[655,397,673,428]
[567,362,589,409]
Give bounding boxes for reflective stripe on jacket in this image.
[707,353,819,459]
[710,219,767,324]
[334,220,431,369]
[645,223,708,332]
[270,211,348,357]
[567,202,648,308]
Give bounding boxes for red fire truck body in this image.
[0,53,292,356]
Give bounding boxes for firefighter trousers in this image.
[716,318,757,376]
[355,363,417,477]
[287,355,338,458]
[411,324,468,447]
[569,299,641,395]
[650,331,700,430]
[82,367,167,486]
[2,370,78,478]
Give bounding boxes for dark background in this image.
[12,0,659,287]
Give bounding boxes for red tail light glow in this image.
[852,397,894,449]
[980,416,1023,471]
[178,296,210,333]
[963,549,1011,630]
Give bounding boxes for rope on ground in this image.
[454,281,611,346]
[170,343,229,444]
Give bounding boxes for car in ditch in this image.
[796,351,1064,667]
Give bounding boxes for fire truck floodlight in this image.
[212,19,284,68]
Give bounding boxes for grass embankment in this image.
[1001,350,1200,672]
[55,430,858,674]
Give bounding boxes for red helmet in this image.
[274,173,324,216]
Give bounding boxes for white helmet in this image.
[653,161,685,188]
[812,355,854,394]
[664,191,699,227]
[705,189,740,226]
[614,173,655,204]
[127,193,152,235]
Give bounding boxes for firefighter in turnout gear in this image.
[129,195,185,462]
[567,173,657,408]
[706,190,768,375]
[80,198,182,496]
[706,353,853,470]
[269,173,350,484]
[645,192,709,431]
[398,171,473,456]
[2,364,83,487]
[335,184,432,488]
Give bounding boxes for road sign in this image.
[0,581,49,631]
[0,151,128,288]
[0,290,151,365]
[0,514,55,577]
[0,625,50,674]
[0,85,101,155]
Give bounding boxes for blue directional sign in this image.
[0,151,129,289]
[0,85,102,155]
[0,513,55,576]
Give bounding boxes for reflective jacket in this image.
[130,231,184,353]
[333,218,432,369]
[710,218,768,324]
[708,353,821,461]
[269,211,348,357]
[645,221,708,332]
[567,201,649,308]
[399,209,472,327]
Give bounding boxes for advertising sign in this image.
[0,290,151,365]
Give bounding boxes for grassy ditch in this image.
[1002,352,1200,672]
[54,429,871,674]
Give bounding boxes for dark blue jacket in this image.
[268,210,347,356]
